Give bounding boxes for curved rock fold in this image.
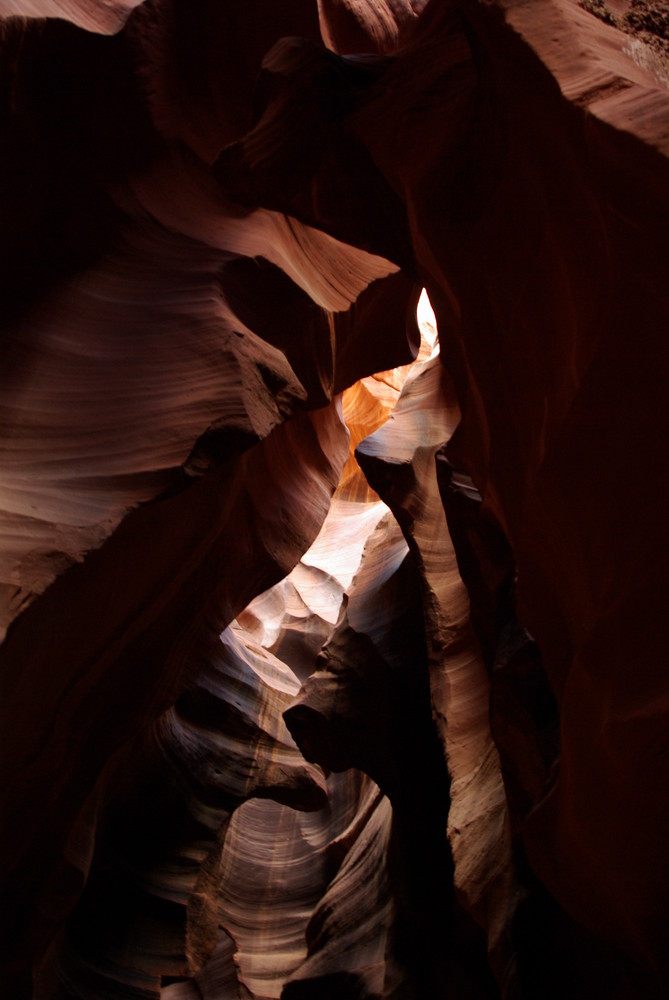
[2,1,669,998]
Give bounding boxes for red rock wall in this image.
[2,1,669,997]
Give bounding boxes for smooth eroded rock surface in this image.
[2,1,669,997]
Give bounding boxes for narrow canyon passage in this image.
[1,1,669,998]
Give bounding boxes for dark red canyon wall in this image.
[1,1,669,997]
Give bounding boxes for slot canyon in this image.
[1,0,669,996]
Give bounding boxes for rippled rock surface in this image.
[2,2,669,998]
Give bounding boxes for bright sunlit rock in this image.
[417,288,439,361]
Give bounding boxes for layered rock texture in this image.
[2,1,669,997]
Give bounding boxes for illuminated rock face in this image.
[2,2,669,998]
